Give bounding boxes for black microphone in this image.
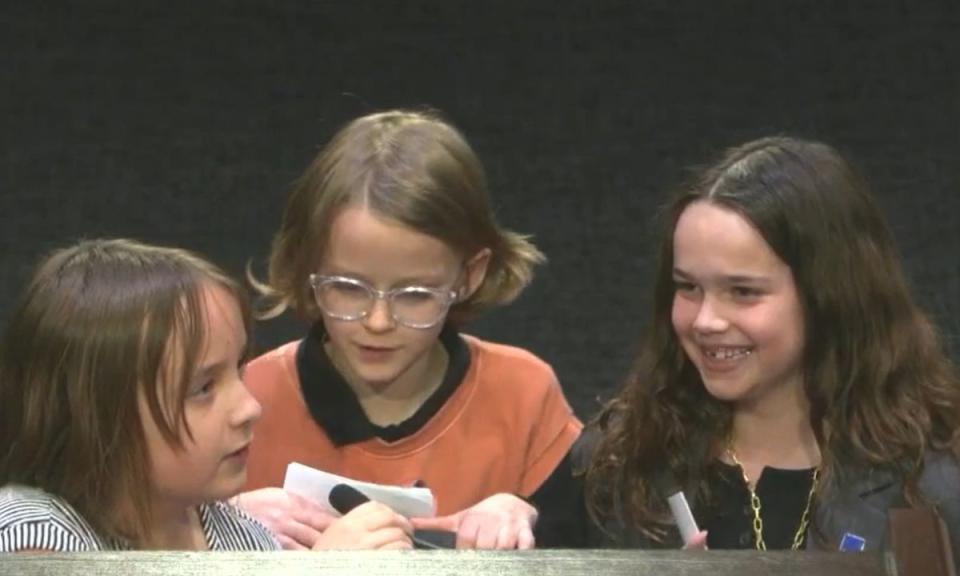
[328,483,456,549]
[329,483,370,514]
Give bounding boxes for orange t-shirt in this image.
[243,334,582,515]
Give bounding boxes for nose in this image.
[692,295,729,334]
[231,376,262,430]
[362,296,396,333]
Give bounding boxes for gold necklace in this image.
[725,447,820,550]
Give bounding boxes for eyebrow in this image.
[672,268,772,285]
[193,362,221,382]
[194,338,249,378]
[323,269,451,287]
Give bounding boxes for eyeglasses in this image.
[309,274,459,329]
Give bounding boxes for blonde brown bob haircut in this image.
[256,109,544,326]
[0,238,252,544]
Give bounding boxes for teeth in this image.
[704,347,752,360]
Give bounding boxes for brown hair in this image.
[0,238,252,545]
[254,109,544,326]
[585,136,960,541]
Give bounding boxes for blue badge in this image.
[839,532,866,552]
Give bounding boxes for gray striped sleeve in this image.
[0,485,108,552]
[1,485,279,551]
[0,521,89,552]
[201,501,280,551]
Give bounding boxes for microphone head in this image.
[329,483,371,515]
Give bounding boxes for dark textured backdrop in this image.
[2,1,958,418]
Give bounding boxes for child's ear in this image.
[459,248,492,301]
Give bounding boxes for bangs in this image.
[139,271,252,448]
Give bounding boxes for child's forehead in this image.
[673,202,787,275]
[162,283,246,365]
[319,206,463,278]
[675,202,765,248]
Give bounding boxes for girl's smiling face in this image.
[671,201,806,410]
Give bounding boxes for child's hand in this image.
[312,501,413,550]
[682,530,709,550]
[234,488,335,549]
[411,493,537,550]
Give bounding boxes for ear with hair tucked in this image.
[459,248,491,301]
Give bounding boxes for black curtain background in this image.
[2,1,958,418]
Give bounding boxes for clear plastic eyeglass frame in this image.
[308,273,458,330]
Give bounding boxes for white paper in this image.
[282,461,436,518]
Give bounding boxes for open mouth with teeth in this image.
[702,347,754,360]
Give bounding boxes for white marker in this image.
[666,490,700,545]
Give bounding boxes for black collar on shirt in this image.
[295,322,470,446]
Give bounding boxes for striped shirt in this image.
[0,484,279,551]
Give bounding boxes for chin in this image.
[700,376,751,403]
[703,386,740,403]
[352,364,407,386]
[362,376,403,391]
[211,474,247,501]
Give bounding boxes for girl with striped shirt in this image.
[0,239,412,551]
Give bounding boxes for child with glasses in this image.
[233,109,582,550]
[0,239,413,551]
[534,137,960,558]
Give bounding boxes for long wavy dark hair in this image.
[585,137,960,542]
